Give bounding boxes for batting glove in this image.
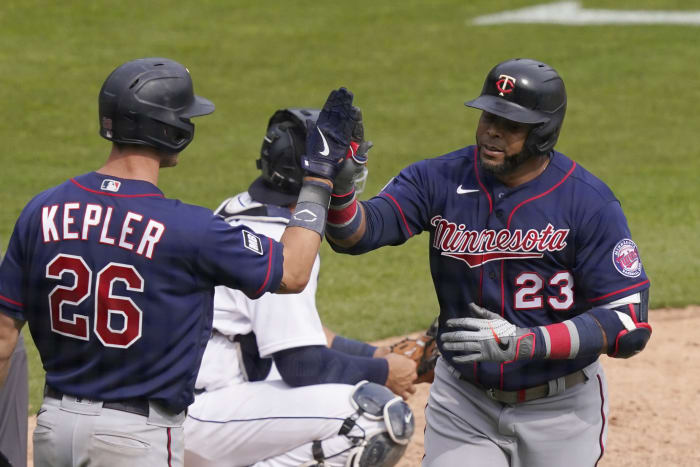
[302,88,357,181]
[441,303,543,363]
[333,106,372,196]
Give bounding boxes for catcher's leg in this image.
[184,380,357,466]
[255,381,414,467]
[185,380,412,467]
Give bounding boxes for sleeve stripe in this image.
[600,293,640,308]
[564,320,580,358]
[253,237,274,297]
[0,294,23,308]
[544,322,572,359]
[379,193,413,237]
[588,280,650,303]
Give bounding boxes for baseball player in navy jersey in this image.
[0,57,359,466]
[183,107,415,467]
[325,58,651,466]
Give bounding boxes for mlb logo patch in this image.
[242,230,263,255]
[612,239,642,278]
[100,179,121,192]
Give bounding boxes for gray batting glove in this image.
[441,303,540,363]
[333,140,372,195]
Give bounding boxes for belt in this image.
[456,369,587,404]
[44,386,151,417]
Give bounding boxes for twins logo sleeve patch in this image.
[242,230,263,255]
[612,238,642,278]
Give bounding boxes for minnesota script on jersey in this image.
[365,146,649,390]
[0,172,283,412]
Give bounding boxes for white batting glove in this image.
[441,303,540,363]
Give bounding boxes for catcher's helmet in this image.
[248,108,320,206]
[98,57,214,153]
[465,58,566,155]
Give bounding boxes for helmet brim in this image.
[180,95,215,118]
[248,176,299,207]
[465,95,548,124]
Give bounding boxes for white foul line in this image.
[472,1,700,26]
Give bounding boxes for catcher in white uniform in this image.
[184,108,417,467]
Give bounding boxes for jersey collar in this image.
[70,172,165,198]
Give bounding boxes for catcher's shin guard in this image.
[302,382,414,467]
[343,381,415,466]
[347,433,408,467]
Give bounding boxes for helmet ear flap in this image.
[525,104,565,155]
[526,122,555,155]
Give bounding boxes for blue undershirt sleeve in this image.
[331,335,377,358]
[273,345,388,387]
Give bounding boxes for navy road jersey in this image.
[0,172,283,413]
[359,146,649,390]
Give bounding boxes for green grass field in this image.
[2,0,698,413]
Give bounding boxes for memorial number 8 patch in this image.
[242,230,263,255]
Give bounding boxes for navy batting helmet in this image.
[98,57,214,153]
[248,108,320,206]
[465,58,566,155]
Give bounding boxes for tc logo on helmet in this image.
[496,74,516,96]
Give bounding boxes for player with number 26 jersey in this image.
[0,172,283,413]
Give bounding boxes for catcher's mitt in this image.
[389,318,439,384]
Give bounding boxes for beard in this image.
[479,146,540,176]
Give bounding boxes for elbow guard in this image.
[610,326,651,359]
[590,290,652,358]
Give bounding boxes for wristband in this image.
[327,199,363,240]
[288,180,332,236]
[330,188,356,209]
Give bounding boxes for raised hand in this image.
[302,88,358,181]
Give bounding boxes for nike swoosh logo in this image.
[317,127,330,156]
[488,323,501,344]
[456,185,479,195]
[488,324,511,351]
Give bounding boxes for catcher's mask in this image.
[249,108,317,206]
[465,58,566,155]
[98,57,214,153]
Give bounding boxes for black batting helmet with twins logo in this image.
[465,58,567,155]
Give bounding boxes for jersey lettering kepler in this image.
[0,172,283,413]
[358,146,649,390]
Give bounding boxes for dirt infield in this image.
[26,306,699,466]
